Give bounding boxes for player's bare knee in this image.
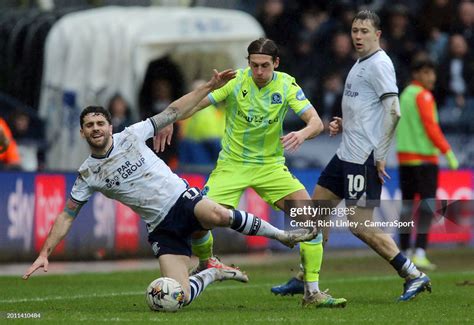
[203,205,230,228]
[214,206,231,226]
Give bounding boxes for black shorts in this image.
[398,164,438,199]
[317,153,381,207]
[148,187,205,258]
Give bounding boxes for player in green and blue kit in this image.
[156,38,346,307]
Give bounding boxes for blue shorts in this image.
[148,187,205,257]
[317,153,381,207]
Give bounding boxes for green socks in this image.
[300,233,323,282]
[192,231,214,266]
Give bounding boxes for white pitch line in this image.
[0,291,142,304]
[0,284,262,304]
[2,270,473,304]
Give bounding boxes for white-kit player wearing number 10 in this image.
[22,69,317,310]
[316,10,432,302]
[273,10,432,305]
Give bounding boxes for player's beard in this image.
[86,131,111,150]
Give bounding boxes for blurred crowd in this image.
[0,0,473,171]
[249,0,474,131]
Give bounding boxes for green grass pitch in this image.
[1,248,473,324]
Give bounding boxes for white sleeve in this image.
[124,119,155,142]
[371,61,398,100]
[374,96,401,161]
[70,174,93,204]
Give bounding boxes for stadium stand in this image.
[0,0,472,171]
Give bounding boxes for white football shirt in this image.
[70,119,187,232]
[337,49,398,164]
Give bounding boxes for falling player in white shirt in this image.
[272,10,432,305]
[22,69,316,310]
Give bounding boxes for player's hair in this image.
[352,10,381,30]
[247,38,279,61]
[80,106,112,128]
[411,57,436,72]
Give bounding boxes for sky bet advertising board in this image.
[0,169,472,261]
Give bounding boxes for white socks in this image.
[304,281,320,298]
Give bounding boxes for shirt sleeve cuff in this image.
[148,118,158,135]
[296,104,312,116]
[208,93,217,106]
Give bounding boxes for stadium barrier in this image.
[0,169,473,262]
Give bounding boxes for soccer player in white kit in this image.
[275,10,432,304]
[316,9,432,303]
[22,69,316,309]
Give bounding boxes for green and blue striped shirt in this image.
[208,67,313,165]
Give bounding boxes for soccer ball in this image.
[146,277,185,312]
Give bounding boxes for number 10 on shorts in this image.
[347,174,365,196]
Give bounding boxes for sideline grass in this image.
[1,248,473,324]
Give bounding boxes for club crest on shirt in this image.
[271,92,282,104]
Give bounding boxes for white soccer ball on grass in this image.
[146,277,185,312]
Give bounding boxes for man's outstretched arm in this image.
[150,69,235,131]
[23,200,80,279]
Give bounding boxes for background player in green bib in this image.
[396,56,459,270]
[155,38,346,307]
